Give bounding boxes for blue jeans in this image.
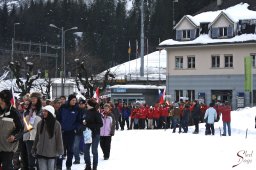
[73,135,82,162]
[38,158,55,170]
[223,122,231,136]
[84,134,100,167]
[172,117,179,132]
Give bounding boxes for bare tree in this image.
[75,59,115,99]
[9,57,41,97]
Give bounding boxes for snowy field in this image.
[69,107,256,170]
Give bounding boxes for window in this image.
[211,55,220,68]
[187,56,195,69]
[175,90,183,102]
[175,56,183,69]
[187,90,195,101]
[182,30,190,39]
[224,55,233,68]
[219,27,227,37]
[251,53,256,67]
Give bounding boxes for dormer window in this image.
[219,27,227,37]
[211,26,233,39]
[183,30,191,39]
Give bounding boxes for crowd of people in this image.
[0,89,233,170]
[113,99,232,136]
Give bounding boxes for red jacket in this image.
[220,105,231,122]
[153,106,160,119]
[131,108,139,119]
[139,107,147,119]
[147,108,154,119]
[161,107,169,117]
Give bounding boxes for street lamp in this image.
[49,24,78,96]
[14,22,20,40]
[172,0,178,26]
[11,22,20,62]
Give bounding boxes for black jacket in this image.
[83,108,103,137]
[192,104,201,120]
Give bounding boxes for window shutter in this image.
[227,26,233,38]
[211,27,219,38]
[190,29,196,40]
[176,30,182,40]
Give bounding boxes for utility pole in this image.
[49,24,77,96]
[140,0,144,77]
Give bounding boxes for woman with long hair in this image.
[32,105,64,170]
[83,99,103,170]
[23,92,42,170]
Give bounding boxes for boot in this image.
[85,165,91,170]
[93,165,97,170]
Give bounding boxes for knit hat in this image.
[0,90,12,104]
[42,105,56,117]
[87,99,97,108]
[68,94,77,102]
[30,92,42,99]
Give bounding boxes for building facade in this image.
[160,3,256,109]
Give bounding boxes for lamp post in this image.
[13,22,20,40]
[11,22,20,62]
[172,0,178,27]
[49,24,78,96]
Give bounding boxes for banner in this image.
[244,56,252,91]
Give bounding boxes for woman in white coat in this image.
[204,103,217,135]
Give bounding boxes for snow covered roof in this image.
[174,3,256,28]
[161,3,256,47]
[159,34,256,47]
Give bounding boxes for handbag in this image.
[83,128,92,144]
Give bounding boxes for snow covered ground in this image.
[69,107,256,170]
[98,50,166,81]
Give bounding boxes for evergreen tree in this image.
[0,3,10,48]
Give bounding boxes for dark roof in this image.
[196,0,256,14]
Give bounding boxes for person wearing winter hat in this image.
[32,105,64,170]
[24,92,42,170]
[83,99,103,170]
[59,94,81,170]
[0,89,23,170]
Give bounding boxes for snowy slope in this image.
[98,50,167,80]
[68,107,256,170]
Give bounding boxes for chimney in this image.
[217,0,223,7]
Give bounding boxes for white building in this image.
[159,3,256,108]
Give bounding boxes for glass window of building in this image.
[211,55,220,68]
[187,56,195,69]
[224,55,233,68]
[175,56,183,69]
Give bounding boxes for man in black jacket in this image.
[191,100,201,134]
[0,90,23,170]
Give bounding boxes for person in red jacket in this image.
[161,105,169,129]
[153,103,160,129]
[220,101,231,136]
[138,105,147,129]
